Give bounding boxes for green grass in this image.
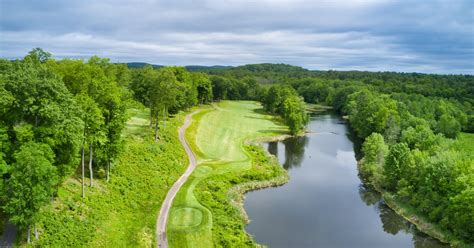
[24,107,189,247]
[167,101,289,247]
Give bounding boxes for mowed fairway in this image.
[167,101,287,247]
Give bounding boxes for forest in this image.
[0,49,473,247]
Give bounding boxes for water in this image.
[244,112,449,248]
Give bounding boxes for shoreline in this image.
[227,149,289,225]
[359,160,468,248]
[232,134,293,245]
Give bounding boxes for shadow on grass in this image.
[244,115,268,120]
[252,107,271,116]
[258,129,287,135]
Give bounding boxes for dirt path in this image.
[156,110,200,248]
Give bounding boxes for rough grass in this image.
[167,101,289,247]
[23,107,188,247]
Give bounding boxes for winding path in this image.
[156,110,200,248]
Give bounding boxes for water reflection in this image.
[246,112,449,248]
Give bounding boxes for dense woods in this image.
[0,49,205,243]
[1,50,472,246]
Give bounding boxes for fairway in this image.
[167,101,288,247]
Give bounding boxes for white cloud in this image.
[0,0,472,73]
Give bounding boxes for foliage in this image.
[3,142,58,231]
[282,95,308,134]
[31,109,188,246]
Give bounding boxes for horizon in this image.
[1,0,473,74]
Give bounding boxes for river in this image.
[244,112,449,248]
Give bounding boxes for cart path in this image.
[156,110,200,248]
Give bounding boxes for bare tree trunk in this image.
[154,114,159,142]
[27,225,31,243]
[149,103,153,128]
[81,145,85,198]
[163,108,167,130]
[34,225,38,240]
[89,143,93,187]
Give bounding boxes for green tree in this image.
[211,76,229,101]
[437,114,461,138]
[3,142,58,243]
[193,73,213,104]
[282,95,308,135]
[401,124,440,152]
[383,143,413,191]
[25,48,52,63]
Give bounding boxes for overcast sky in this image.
[1,0,473,74]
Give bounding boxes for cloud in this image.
[0,0,472,74]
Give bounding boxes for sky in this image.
[0,0,473,74]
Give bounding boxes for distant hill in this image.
[126,62,163,69]
[229,63,308,73]
[124,62,233,71]
[185,65,233,71]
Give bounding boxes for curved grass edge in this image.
[193,144,290,247]
[227,145,289,225]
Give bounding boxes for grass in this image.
[167,101,289,247]
[21,107,189,247]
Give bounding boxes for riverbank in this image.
[167,101,290,247]
[360,160,470,248]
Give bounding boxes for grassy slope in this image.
[22,108,188,247]
[167,101,288,247]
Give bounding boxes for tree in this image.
[25,48,52,63]
[360,133,388,185]
[263,86,281,114]
[362,133,388,166]
[1,56,83,178]
[211,76,229,101]
[401,124,440,152]
[3,142,58,243]
[437,114,461,138]
[347,90,400,139]
[75,94,104,195]
[282,95,308,135]
[193,73,213,104]
[383,143,413,191]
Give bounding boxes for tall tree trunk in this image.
[89,143,93,187]
[27,225,31,243]
[149,103,154,128]
[163,108,167,130]
[81,145,85,198]
[106,161,110,182]
[154,115,159,142]
[34,225,38,240]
